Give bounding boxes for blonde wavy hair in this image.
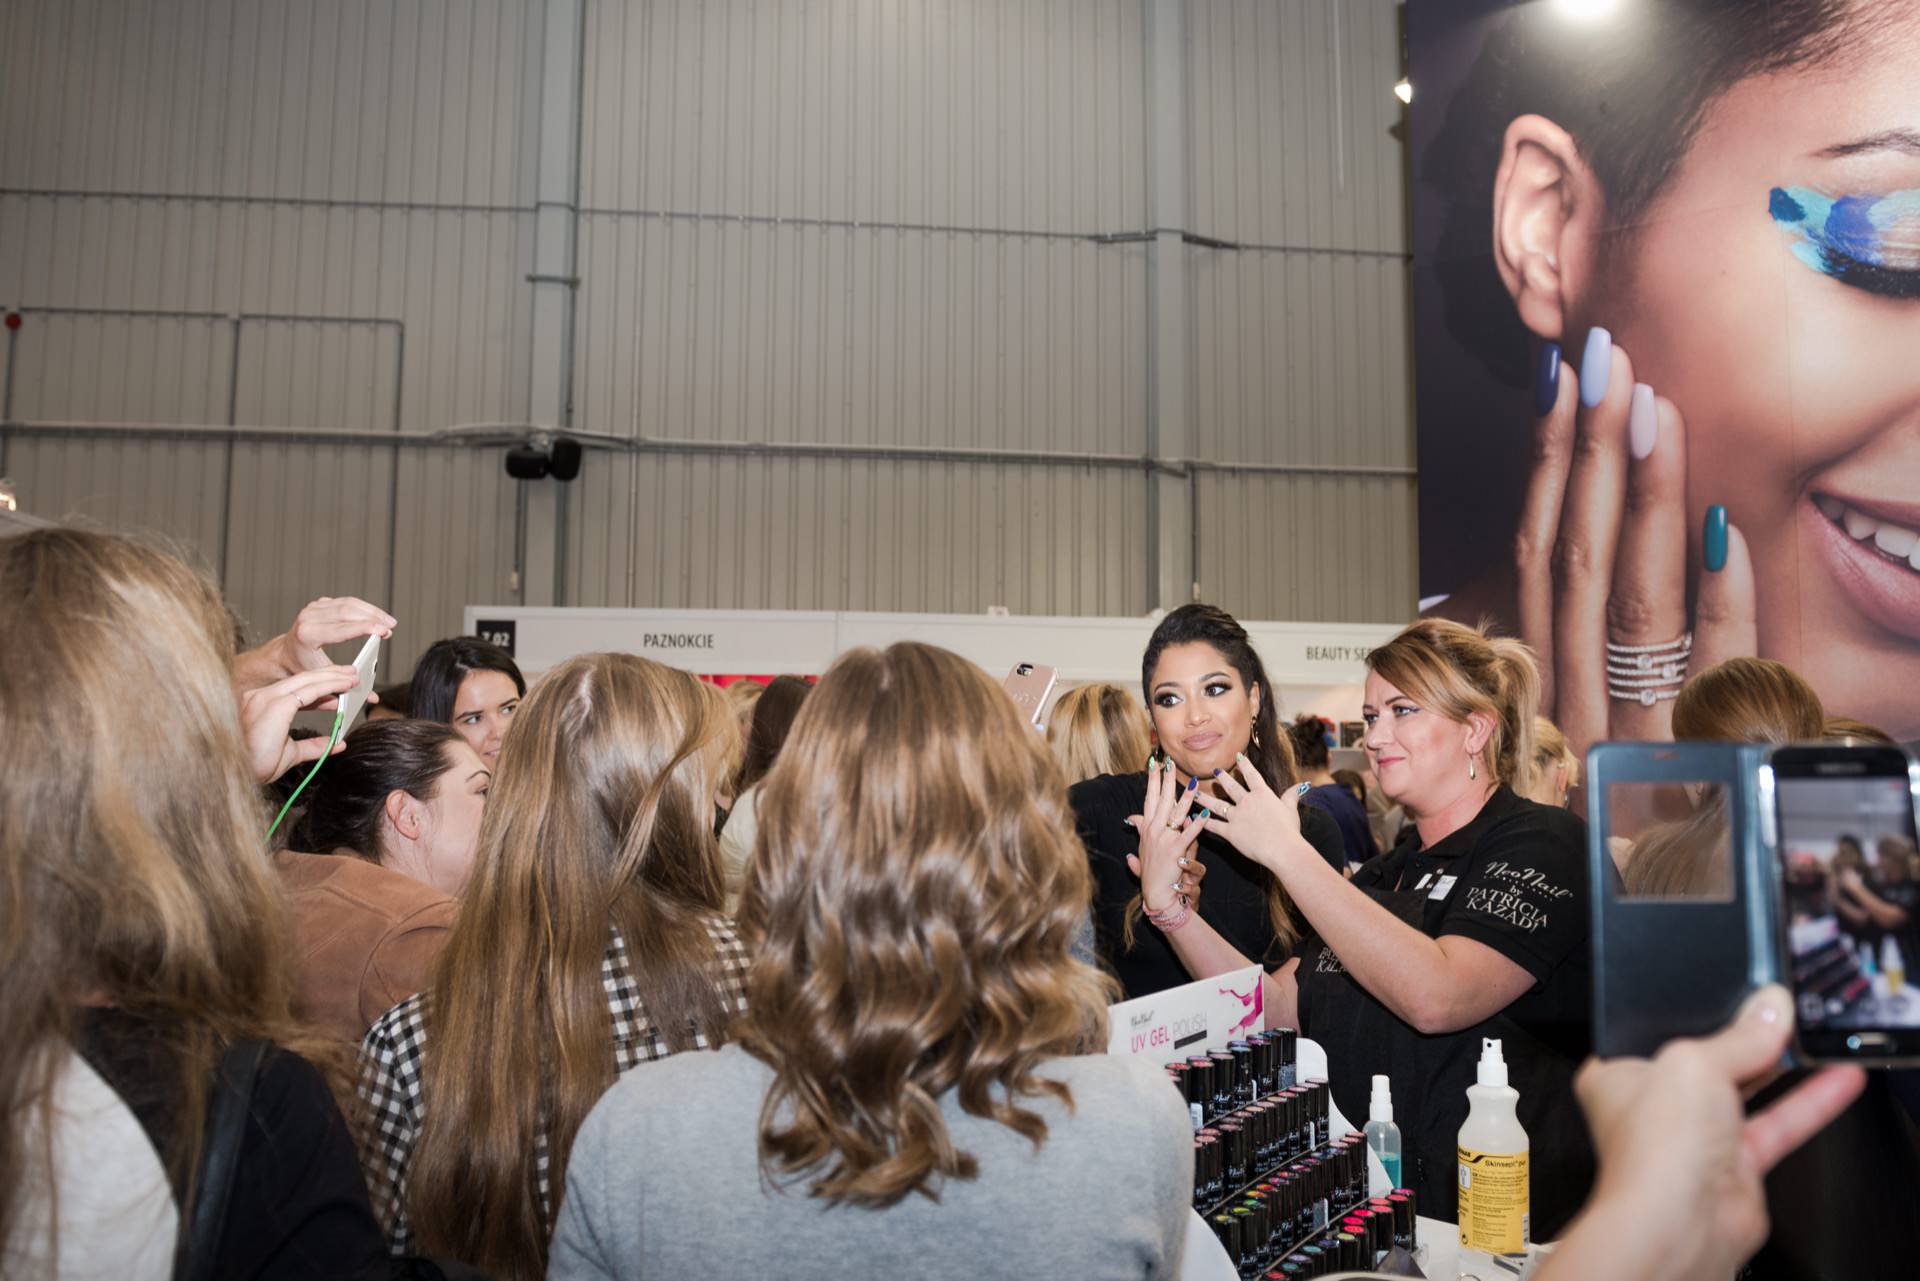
[1046,682,1152,784]
[1366,618,1542,798]
[405,653,739,1278]
[0,529,340,1258]
[735,642,1117,1207]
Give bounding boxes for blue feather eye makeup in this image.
[1769,186,1920,299]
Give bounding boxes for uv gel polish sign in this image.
[1106,965,1265,1062]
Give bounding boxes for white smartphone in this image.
[337,633,382,731]
[1002,662,1058,728]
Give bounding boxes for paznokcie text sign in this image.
[1107,965,1265,1061]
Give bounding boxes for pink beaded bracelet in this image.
[1145,894,1194,934]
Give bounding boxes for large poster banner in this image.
[1408,0,1920,760]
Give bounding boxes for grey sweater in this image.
[548,1043,1193,1280]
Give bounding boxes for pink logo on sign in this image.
[1220,981,1264,1036]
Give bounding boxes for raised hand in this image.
[235,596,396,694]
[1197,754,1309,874]
[1125,759,1208,913]
[239,665,361,783]
[1517,331,1758,766]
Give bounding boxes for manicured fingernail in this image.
[1704,504,1729,573]
[1212,768,1222,777]
[1533,341,1562,417]
[1235,752,1246,762]
[1579,327,1612,408]
[1629,383,1657,460]
[1741,985,1789,1024]
[1187,776,1199,793]
[1199,808,1211,820]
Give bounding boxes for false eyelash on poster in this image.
[1770,185,1920,299]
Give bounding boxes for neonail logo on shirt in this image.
[1480,861,1573,900]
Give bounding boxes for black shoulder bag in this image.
[172,1038,268,1281]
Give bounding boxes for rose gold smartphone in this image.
[1001,662,1058,728]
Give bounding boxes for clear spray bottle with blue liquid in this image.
[1365,1073,1403,1197]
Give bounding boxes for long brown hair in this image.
[736,643,1117,1207]
[0,528,340,1257]
[405,653,738,1277]
[1366,618,1543,797]
[1045,682,1152,784]
[1132,604,1301,952]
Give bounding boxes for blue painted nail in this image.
[1704,504,1728,573]
[1533,341,1561,417]
[1200,808,1211,820]
[1187,775,1199,793]
[1213,768,1223,777]
[1580,327,1612,408]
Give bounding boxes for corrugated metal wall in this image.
[1,0,1414,667]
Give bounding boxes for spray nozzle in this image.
[1477,1037,1510,1089]
[1369,1074,1394,1123]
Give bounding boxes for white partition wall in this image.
[463,603,1399,722]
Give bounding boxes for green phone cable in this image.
[266,709,345,843]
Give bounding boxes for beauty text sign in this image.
[1107,966,1266,1062]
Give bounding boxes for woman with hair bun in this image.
[1133,618,1597,1237]
[549,643,1193,1281]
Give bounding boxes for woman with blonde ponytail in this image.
[357,652,749,1279]
[1132,618,1597,1238]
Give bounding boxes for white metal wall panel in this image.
[566,0,1156,612]
[0,0,538,667]
[3,434,228,558]
[1184,0,1415,623]
[3,0,1417,639]
[1194,470,1416,625]
[567,452,1149,616]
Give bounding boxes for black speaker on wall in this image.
[503,437,583,483]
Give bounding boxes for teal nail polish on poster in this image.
[1704,505,1729,572]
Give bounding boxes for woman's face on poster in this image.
[1497,11,1920,736]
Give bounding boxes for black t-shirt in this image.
[76,1008,391,1281]
[1070,770,1349,999]
[1302,783,1380,870]
[1297,787,1596,1239]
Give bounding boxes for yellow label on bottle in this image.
[1457,1147,1530,1255]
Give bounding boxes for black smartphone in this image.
[1767,744,1920,1064]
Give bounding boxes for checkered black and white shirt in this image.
[356,915,750,1254]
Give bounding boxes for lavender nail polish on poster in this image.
[1533,342,1562,417]
[1629,383,1658,460]
[1580,328,1612,408]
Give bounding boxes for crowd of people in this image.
[0,526,1903,1281]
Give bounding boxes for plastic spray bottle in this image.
[1365,1074,1403,1196]
[1456,1038,1528,1280]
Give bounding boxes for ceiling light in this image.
[1553,0,1624,21]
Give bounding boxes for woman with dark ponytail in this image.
[1286,713,1379,872]
[1131,617,1597,1237]
[275,719,491,1042]
[1068,605,1347,1001]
